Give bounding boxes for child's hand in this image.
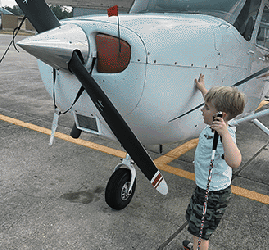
[195,73,207,96]
[211,117,242,169]
[210,117,229,137]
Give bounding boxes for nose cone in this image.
[17,24,89,70]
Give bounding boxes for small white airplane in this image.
[15,0,269,209]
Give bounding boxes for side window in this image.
[234,0,262,41]
[257,5,269,48]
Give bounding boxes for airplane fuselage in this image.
[34,12,267,144]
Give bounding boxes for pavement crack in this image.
[157,221,188,250]
[236,176,269,188]
[232,141,269,181]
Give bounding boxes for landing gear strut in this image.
[105,154,136,210]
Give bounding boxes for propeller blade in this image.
[15,0,60,33]
[68,51,168,195]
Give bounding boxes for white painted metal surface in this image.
[18,0,269,144]
[18,24,89,71]
[253,118,269,135]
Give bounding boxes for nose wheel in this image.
[105,154,136,210]
[105,168,136,210]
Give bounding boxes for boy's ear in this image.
[222,112,228,120]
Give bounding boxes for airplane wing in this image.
[15,0,168,195]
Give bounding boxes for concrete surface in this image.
[0,34,268,250]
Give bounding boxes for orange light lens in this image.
[96,34,131,73]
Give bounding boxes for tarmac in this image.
[0,34,268,250]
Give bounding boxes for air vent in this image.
[73,113,100,134]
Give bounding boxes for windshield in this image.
[130,0,260,26]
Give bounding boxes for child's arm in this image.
[195,73,208,97]
[211,118,241,169]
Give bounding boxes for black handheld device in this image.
[213,111,223,121]
[213,111,223,150]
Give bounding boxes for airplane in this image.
[14,0,269,210]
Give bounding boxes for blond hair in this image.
[205,86,246,119]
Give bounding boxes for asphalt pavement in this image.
[0,34,268,250]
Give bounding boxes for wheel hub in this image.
[121,182,132,200]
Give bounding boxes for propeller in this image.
[68,51,168,195]
[15,0,60,33]
[15,0,168,195]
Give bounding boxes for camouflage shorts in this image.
[186,185,231,240]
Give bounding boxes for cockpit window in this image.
[130,0,262,41]
[257,5,269,48]
[234,0,262,41]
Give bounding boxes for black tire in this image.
[70,123,82,139]
[105,168,136,210]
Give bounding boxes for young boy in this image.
[183,74,246,250]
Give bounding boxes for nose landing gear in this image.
[105,154,136,210]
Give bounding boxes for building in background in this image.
[0,6,12,28]
[1,0,134,32]
[0,7,34,32]
[46,0,134,16]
